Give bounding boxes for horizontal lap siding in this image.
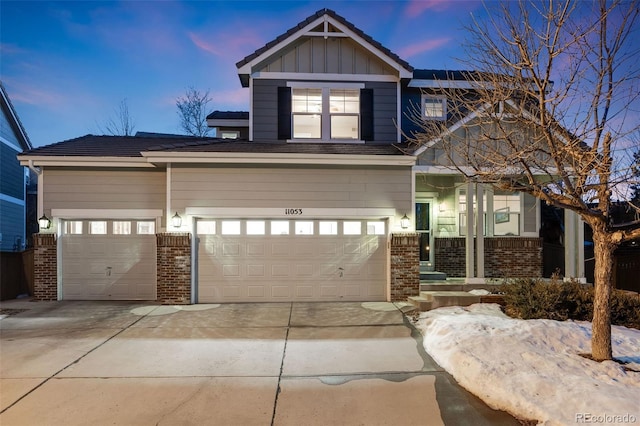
[0,200,25,251]
[44,169,166,211]
[171,165,411,210]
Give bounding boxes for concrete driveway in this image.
[0,299,519,426]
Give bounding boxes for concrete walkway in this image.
[0,299,520,425]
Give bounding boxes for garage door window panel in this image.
[64,221,83,235]
[222,220,241,235]
[295,221,314,235]
[271,221,290,235]
[89,221,107,235]
[197,220,216,235]
[113,221,131,235]
[319,221,338,235]
[137,221,155,235]
[247,220,266,235]
[343,221,362,235]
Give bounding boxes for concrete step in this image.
[408,291,481,311]
[419,282,503,292]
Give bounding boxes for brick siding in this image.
[390,233,420,301]
[435,237,543,278]
[33,233,57,301]
[156,233,191,305]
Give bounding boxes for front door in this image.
[415,201,433,271]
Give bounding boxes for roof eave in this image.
[141,151,416,167]
[18,155,156,168]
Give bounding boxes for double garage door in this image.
[61,219,157,300]
[197,219,388,302]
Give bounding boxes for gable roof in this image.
[0,81,32,151]
[236,8,413,87]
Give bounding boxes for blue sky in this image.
[1,0,484,147]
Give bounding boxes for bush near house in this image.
[501,278,640,330]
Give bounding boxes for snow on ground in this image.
[414,304,640,425]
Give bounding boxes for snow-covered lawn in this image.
[414,304,640,425]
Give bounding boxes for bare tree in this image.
[99,98,136,136]
[409,0,640,360]
[176,87,212,137]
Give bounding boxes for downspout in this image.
[28,160,43,218]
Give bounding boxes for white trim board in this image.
[186,207,397,219]
[51,209,163,219]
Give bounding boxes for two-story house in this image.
[18,9,584,304]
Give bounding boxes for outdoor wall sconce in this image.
[400,214,410,229]
[171,212,182,228]
[38,214,51,230]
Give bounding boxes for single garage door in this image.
[61,219,157,300]
[197,219,387,302]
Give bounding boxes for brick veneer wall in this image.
[33,233,57,301]
[390,233,420,301]
[484,238,543,278]
[435,237,543,278]
[434,238,466,278]
[156,233,191,304]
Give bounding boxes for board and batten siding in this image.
[258,37,396,76]
[43,169,166,211]
[171,165,411,211]
[252,79,398,143]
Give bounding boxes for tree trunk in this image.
[591,227,614,361]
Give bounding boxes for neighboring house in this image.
[1,82,33,252]
[18,9,584,304]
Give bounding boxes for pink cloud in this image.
[404,0,454,17]
[188,32,223,56]
[188,28,264,61]
[397,38,451,58]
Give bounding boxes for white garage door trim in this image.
[60,219,157,300]
[196,218,388,303]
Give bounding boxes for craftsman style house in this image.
[19,9,584,304]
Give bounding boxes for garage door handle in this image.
[106,266,112,277]
[338,267,344,277]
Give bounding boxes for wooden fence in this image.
[0,249,34,300]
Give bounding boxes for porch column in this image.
[476,184,485,279]
[465,181,475,279]
[564,209,585,281]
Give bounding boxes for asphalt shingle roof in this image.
[206,111,249,120]
[21,135,410,157]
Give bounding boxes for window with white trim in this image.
[290,83,362,141]
[422,95,446,120]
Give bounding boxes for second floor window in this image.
[422,95,446,120]
[290,84,362,141]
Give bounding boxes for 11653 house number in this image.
[285,208,303,215]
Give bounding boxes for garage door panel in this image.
[247,243,265,256]
[61,220,156,301]
[197,219,387,303]
[222,243,241,256]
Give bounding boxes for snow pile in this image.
[415,304,640,425]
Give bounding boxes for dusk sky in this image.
[1,0,485,148]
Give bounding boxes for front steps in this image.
[408,280,505,311]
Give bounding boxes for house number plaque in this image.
[285,208,303,215]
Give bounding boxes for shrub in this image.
[501,277,640,329]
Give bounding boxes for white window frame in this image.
[421,95,447,120]
[287,82,365,143]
